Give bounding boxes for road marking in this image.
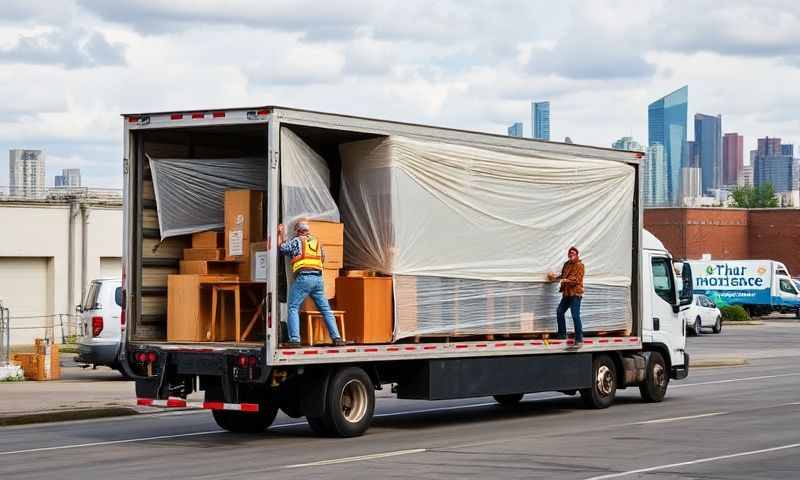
[582,443,800,479]
[0,430,225,456]
[673,372,800,388]
[633,412,727,425]
[282,449,426,469]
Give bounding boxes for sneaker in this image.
[333,338,346,347]
[284,341,302,349]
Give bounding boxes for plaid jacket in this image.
[559,260,585,297]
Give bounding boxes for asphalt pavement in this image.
[0,324,797,479]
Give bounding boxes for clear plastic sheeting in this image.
[394,276,631,339]
[280,128,340,230]
[148,155,266,239]
[339,136,636,339]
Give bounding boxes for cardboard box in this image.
[307,221,343,246]
[167,275,236,342]
[249,241,270,282]
[225,189,264,260]
[12,340,60,380]
[183,248,225,261]
[323,244,344,269]
[179,260,239,276]
[324,268,338,299]
[192,231,223,248]
[335,276,393,344]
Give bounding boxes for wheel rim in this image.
[340,379,368,423]
[716,317,721,330]
[596,365,614,397]
[653,362,666,389]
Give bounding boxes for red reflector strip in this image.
[476,344,487,348]
[281,351,296,355]
[532,341,543,345]
[423,345,436,350]
[212,111,225,118]
[170,113,183,120]
[387,347,400,352]
[239,403,259,412]
[346,348,357,353]
[191,112,204,119]
[550,340,562,345]
[203,402,224,410]
[303,350,318,355]
[364,348,378,352]
[257,109,269,116]
[404,346,416,351]
[614,338,624,343]
[495,342,507,347]
[629,337,639,342]
[326,349,339,354]
[166,398,187,408]
[127,116,139,123]
[514,342,525,347]
[585,340,594,344]
[455,344,468,349]
[137,398,153,406]
[599,339,609,343]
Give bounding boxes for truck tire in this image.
[712,316,722,334]
[639,351,669,403]
[306,415,334,436]
[493,393,524,406]
[212,402,279,433]
[580,355,617,409]
[319,366,375,438]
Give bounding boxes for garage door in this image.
[0,257,49,346]
[100,257,121,279]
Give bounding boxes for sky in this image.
[1,0,799,188]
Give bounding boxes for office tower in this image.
[681,167,702,202]
[532,101,550,141]
[694,113,722,194]
[507,122,523,138]
[9,149,46,198]
[612,136,645,152]
[781,144,794,157]
[54,168,81,188]
[737,165,753,187]
[643,144,668,207]
[754,137,793,192]
[648,86,688,205]
[684,140,697,167]
[722,133,744,186]
[757,137,781,156]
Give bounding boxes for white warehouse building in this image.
[0,193,122,346]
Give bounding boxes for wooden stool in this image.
[210,284,241,342]
[301,310,346,346]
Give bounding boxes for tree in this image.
[729,183,779,208]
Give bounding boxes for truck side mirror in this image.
[75,304,83,314]
[679,262,693,306]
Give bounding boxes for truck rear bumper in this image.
[137,397,260,412]
[671,351,690,380]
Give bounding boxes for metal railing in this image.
[0,185,122,202]
[1,312,83,347]
[0,302,10,366]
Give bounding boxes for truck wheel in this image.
[693,317,702,336]
[212,402,279,433]
[580,355,617,409]
[639,352,669,403]
[712,316,722,334]
[493,393,524,406]
[320,367,375,437]
[306,415,334,436]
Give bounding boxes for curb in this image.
[724,321,763,326]
[0,407,141,427]
[692,357,748,368]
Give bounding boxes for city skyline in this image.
[648,85,688,206]
[694,113,722,194]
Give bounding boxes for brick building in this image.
[644,208,800,275]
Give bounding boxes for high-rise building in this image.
[781,144,794,157]
[55,168,81,188]
[9,149,46,198]
[612,136,645,152]
[684,140,697,167]
[694,113,722,194]
[532,101,550,141]
[722,133,744,186]
[680,167,702,202]
[738,165,753,187]
[507,122,523,138]
[643,144,668,207]
[648,86,688,205]
[753,137,793,192]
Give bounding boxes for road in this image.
[1,323,798,479]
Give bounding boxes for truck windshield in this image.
[779,278,798,295]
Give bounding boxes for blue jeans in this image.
[556,296,583,341]
[287,272,341,343]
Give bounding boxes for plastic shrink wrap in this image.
[339,136,636,340]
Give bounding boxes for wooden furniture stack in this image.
[335,273,394,344]
[12,339,61,381]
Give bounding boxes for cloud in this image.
[0,27,126,68]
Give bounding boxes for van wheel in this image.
[493,393,524,406]
[212,402,279,433]
[319,367,375,437]
[712,317,722,334]
[639,351,669,403]
[580,355,616,409]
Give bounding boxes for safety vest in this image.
[291,235,323,272]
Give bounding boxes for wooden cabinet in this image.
[335,276,393,344]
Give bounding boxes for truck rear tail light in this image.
[92,316,104,337]
[135,352,146,362]
[237,355,257,368]
[146,351,158,363]
[120,307,126,327]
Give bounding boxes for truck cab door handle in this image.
[652,318,660,331]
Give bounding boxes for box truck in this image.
[688,259,800,317]
[119,106,692,437]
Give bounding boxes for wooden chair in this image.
[300,310,346,346]
[210,284,241,342]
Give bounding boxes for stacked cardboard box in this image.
[225,189,264,279]
[308,220,343,299]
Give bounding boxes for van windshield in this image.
[83,283,101,311]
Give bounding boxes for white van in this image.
[75,279,124,375]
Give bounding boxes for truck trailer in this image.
[688,259,800,317]
[120,106,692,437]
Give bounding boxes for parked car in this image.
[684,294,722,335]
[75,279,125,376]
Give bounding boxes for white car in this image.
[684,294,722,335]
[75,279,125,375]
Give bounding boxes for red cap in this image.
[568,246,579,255]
